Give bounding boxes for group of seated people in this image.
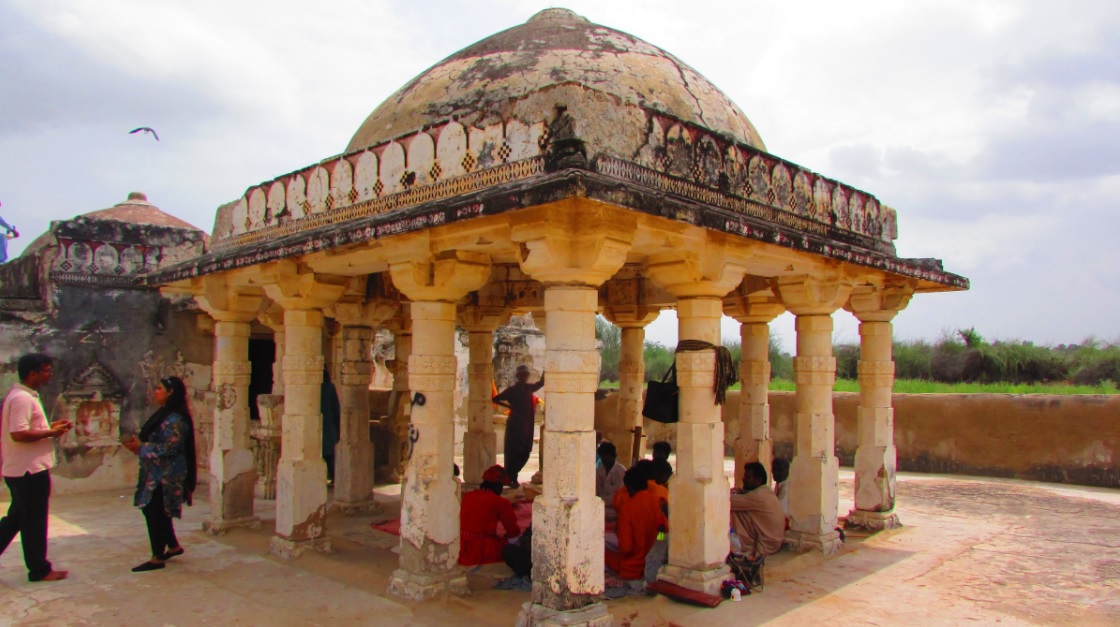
[457,438,792,596]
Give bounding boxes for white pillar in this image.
[658,297,732,595]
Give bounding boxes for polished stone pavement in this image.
[1,463,1118,626]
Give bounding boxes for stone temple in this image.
[132,8,966,626]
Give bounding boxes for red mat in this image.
[647,580,724,608]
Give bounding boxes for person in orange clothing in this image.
[459,465,521,566]
[605,468,666,593]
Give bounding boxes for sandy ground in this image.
[1,461,1118,626]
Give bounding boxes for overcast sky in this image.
[2,0,1117,350]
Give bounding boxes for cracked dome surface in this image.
[346,8,766,154]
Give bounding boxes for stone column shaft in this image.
[389,301,468,599]
[386,332,412,482]
[531,286,604,612]
[610,326,646,464]
[848,320,900,529]
[464,328,497,487]
[205,319,259,533]
[660,296,732,595]
[272,328,286,396]
[787,314,842,553]
[736,322,773,485]
[271,308,330,557]
[335,325,375,513]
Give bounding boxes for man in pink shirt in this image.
[1,353,72,582]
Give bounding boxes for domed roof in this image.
[19,192,202,258]
[346,8,765,153]
[79,192,202,231]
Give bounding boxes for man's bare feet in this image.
[36,570,68,582]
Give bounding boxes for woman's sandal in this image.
[161,547,185,560]
[132,561,165,572]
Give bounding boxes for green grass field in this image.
[599,378,1119,394]
[768,378,1119,395]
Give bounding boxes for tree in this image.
[595,315,621,382]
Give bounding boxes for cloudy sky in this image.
[2,0,1117,350]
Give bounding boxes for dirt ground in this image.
[1,463,1118,626]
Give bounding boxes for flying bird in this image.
[129,127,160,141]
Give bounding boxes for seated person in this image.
[730,462,786,559]
[771,457,790,522]
[496,526,533,591]
[459,465,521,566]
[651,440,672,464]
[595,441,626,500]
[649,459,672,509]
[606,467,667,586]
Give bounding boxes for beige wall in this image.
[629,390,1120,488]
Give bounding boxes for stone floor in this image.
[1,463,1118,626]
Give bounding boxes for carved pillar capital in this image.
[456,304,510,333]
[601,305,659,329]
[192,277,265,322]
[388,251,491,303]
[645,248,746,299]
[724,276,785,324]
[510,202,634,286]
[845,284,914,323]
[773,274,853,316]
[261,259,348,311]
[327,297,400,328]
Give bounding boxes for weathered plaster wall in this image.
[633,390,1120,488]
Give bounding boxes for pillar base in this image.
[516,601,613,627]
[335,498,379,516]
[269,535,332,559]
[388,568,470,600]
[846,508,901,531]
[656,563,732,596]
[202,515,261,535]
[785,529,843,554]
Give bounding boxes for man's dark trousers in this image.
[0,469,53,580]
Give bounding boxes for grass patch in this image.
[768,378,1119,395]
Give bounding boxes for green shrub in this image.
[595,315,621,382]
[643,341,675,382]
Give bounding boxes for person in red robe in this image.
[606,467,666,582]
[459,465,521,566]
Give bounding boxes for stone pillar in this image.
[601,308,658,465]
[659,297,732,593]
[383,317,412,484]
[645,248,745,595]
[386,250,490,600]
[270,307,332,557]
[459,305,509,488]
[262,261,347,558]
[846,285,912,530]
[191,280,264,534]
[329,300,398,514]
[335,325,374,513]
[510,203,634,627]
[724,281,785,487]
[774,276,852,554]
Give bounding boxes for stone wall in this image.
[633,390,1120,488]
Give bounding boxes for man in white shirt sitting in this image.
[0,353,72,582]
[596,441,626,501]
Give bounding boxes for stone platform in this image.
[1,466,1118,626]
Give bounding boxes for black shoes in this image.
[132,561,165,572]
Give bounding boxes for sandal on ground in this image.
[32,570,69,582]
[132,561,165,573]
[161,547,185,560]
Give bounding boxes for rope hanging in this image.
[675,339,739,405]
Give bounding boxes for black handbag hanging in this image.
[642,363,679,424]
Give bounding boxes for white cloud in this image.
[1,0,1116,345]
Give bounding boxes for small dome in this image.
[346,8,765,153]
[79,192,202,231]
[18,193,203,259]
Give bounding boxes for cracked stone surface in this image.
[1,465,1117,626]
[346,8,765,155]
